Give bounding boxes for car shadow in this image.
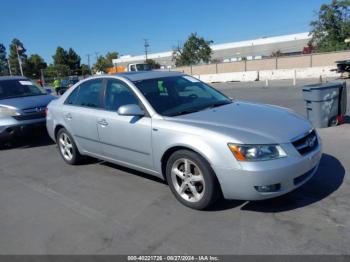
[0,129,54,150]
[206,199,246,211]
[239,153,345,213]
[98,153,344,212]
[101,161,167,185]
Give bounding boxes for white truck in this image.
[127,63,152,72]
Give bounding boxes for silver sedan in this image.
[46,71,322,210]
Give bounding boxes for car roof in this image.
[116,71,184,82]
[0,75,28,81]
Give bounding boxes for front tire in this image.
[166,150,220,210]
[56,128,84,165]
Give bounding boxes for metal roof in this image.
[113,32,311,64]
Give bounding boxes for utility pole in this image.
[40,69,45,86]
[16,45,24,76]
[7,59,12,76]
[144,39,149,61]
[86,54,91,74]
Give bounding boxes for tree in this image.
[271,50,283,57]
[310,0,350,52]
[210,58,222,64]
[66,48,81,71]
[145,59,161,69]
[44,64,70,78]
[105,52,119,66]
[24,54,47,78]
[81,64,91,75]
[8,39,27,76]
[92,52,120,73]
[52,47,68,66]
[0,44,8,76]
[93,55,109,73]
[172,33,213,66]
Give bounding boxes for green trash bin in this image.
[302,82,346,128]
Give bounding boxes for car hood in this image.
[0,95,56,110]
[167,101,312,144]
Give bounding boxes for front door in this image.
[96,78,153,170]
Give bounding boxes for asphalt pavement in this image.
[0,79,349,254]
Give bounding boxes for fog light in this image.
[254,184,281,193]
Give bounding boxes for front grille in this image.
[12,106,46,121]
[294,166,316,185]
[292,130,318,155]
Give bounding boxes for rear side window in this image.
[66,79,103,108]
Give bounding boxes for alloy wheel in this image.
[170,158,205,202]
[59,132,73,161]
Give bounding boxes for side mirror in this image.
[45,88,52,94]
[117,104,145,116]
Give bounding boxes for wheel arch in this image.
[160,145,213,181]
[54,124,66,140]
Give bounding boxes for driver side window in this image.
[104,79,139,111]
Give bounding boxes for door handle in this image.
[64,113,72,120]
[97,119,109,126]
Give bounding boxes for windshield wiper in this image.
[168,108,204,117]
[168,101,232,117]
[204,100,232,110]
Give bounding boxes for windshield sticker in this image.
[183,76,200,83]
[19,81,34,86]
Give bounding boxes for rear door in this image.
[62,78,105,155]
[96,78,153,170]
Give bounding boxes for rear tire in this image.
[166,150,220,210]
[56,128,84,165]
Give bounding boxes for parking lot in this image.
[0,79,349,255]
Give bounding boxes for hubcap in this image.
[171,158,205,203]
[59,133,73,161]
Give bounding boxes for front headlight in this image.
[0,106,20,117]
[228,143,287,161]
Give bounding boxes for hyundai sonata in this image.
[46,71,322,210]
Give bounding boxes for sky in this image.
[0,0,328,65]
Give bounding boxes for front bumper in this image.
[214,143,322,201]
[0,117,46,142]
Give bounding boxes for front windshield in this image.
[133,75,232,116]
[0,79,46,100]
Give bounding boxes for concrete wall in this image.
[173,50,350,75]
[194,66,340,83]
[277,55,311,69]
[194,71,259,83]
[217,62,246,73]
[312,52,350,67]
[246,58,276,71]
[192,64,217,75]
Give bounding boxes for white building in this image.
[112,32,311,68]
